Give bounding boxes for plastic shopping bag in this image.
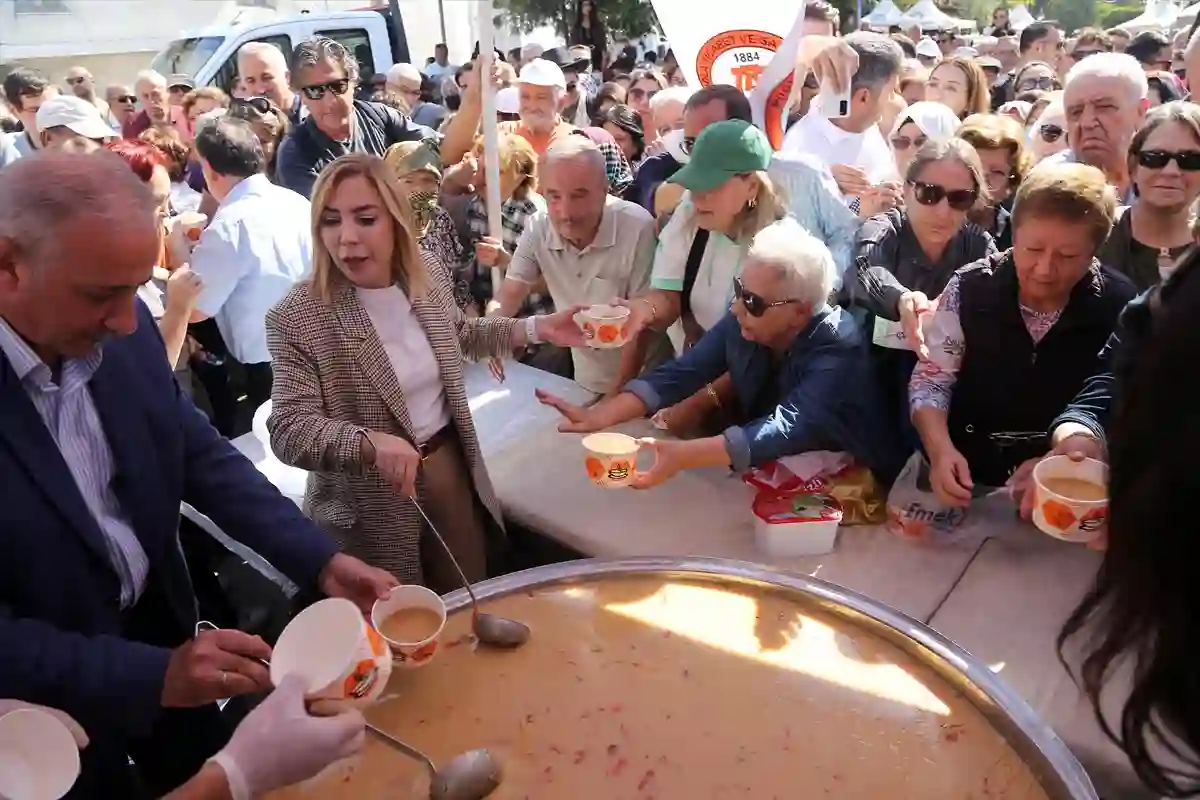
[885,451,973,545]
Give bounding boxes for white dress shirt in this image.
[779,110,898,185]
[356,285,451,444]
[190,173,312,365]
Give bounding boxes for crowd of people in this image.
[3,1,1200,796]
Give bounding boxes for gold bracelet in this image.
[705,383,722,410]
[637,296,658,323]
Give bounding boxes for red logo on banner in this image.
[694,29,794,149]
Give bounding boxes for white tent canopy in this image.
[1178,0,1200,27]
[899,0,958,30]
[863,0,905,27]
[1117,0,1182,32]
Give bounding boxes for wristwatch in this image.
[525,315,543,345]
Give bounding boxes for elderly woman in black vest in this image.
[909,163,1137,506]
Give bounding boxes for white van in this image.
[149,9,411,94]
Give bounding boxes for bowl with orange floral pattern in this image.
[1031,455,1108,544]
[575,304,633,349]
[581,431,641,488]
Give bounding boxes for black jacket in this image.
[275,100,434,198]
[948,251,1135,485]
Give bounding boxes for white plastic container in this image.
[752,491,843,557]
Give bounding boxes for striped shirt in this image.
[0,317,149,608]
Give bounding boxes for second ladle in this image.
[367,723,502,800]
[410,498,531,649]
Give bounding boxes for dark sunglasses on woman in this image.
[300,79,351,100]
[732,276,799,317]
[890,134,927,151]
[1017,76,1060,92]
[1136,150,1200,171]
[1038,123,1064,143]
[909,181,976,211]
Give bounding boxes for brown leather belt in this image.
[418,425,455,460]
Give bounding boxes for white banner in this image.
[651,0,807,149]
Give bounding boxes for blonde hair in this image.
[473,132,538,199]
[731,171,787,242]
[957,113,1035,186]
[931,56,990,118]
[1013,163,1118,248]
[181,87,229,118]
[309,153,427,304]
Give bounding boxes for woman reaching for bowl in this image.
[538,218,905,488]
[265,153,586,590]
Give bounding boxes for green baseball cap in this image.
[668,119,773,193]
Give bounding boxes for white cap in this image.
[35,95,114,139]
[954,46,979,58]
[916,38,941,58]
[496,86,520,115]
[517,58,566,89]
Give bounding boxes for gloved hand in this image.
[0,700,89,748]
[208,674,365,800]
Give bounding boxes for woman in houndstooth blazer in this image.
[265,154,585,590]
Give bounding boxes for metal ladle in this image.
[409,498,531,649]
[367,723,502,800]
[194,623,504,800]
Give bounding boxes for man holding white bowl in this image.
[487,135,664,393]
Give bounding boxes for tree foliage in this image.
[497,0,661,40]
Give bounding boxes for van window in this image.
[315,28,375,81]
[212,35,293,96]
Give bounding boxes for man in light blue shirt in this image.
[182,116,311,409]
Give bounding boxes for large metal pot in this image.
[442,556,1098,800]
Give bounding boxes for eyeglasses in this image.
[232,96,275,115]
[909,181,976,211]
[1038,123,1064,143]
[1016,76,1060,92]
[300,78,352,100]
[1136,149,1200,171]
[890,134,927,151]
[732,276,799,317]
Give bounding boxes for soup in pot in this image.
[269,575,1051,799]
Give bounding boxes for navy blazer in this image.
[0,303,339,739]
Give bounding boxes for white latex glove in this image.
[209,674,365,800]
[0,700,89,748]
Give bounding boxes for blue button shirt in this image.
[626,305,905,483]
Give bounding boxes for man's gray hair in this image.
[387,63,422,86]
[0,150,156,261]
[541,135,606,176]
[134,69,166,89]
[290,36,360,89]
[744,217,836,310]
[844,32,905,96]
[1064,52,1148,102]
[649,86,693,114]
[238,41,288,72]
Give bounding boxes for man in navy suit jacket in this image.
[0,150,398,796]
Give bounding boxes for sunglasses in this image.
[66,76,87,85]
[1016,76,1060,91]
[232,96,274,115]
[1136,149,1200,171]
[890,134,927,151]
[629,87,659,101]
[116,94,136,104]
[733,276,799,317]
[300,78,352,100]
[910,181,976,211]
[1038,123,1064,143]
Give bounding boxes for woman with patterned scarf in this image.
[384,139,472,312]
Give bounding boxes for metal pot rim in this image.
[442,556,1098,800]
